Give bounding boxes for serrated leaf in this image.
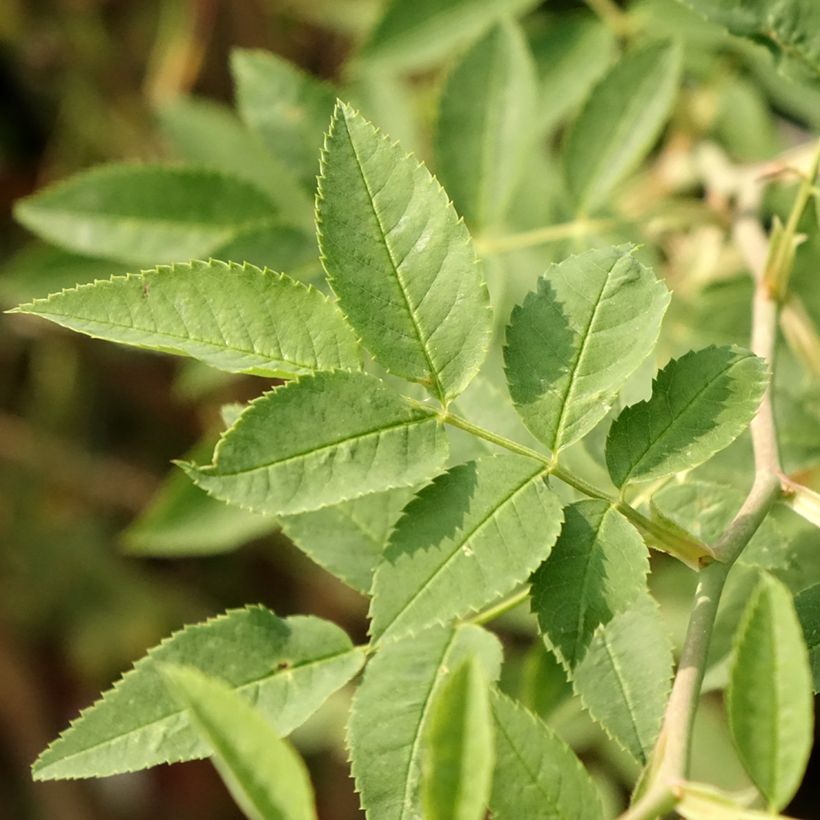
[435,19,537,230]
[530,500,649,670]
[563,41,682,214]
[370,454,563,643]
[11,260,361,378]
[161,665,316,820]
[358,0,540,71]
[606,346,768,488]
[489,690,604,820]
[347,622,502,820]
[317,102,492,405]
[572,598,673,763]
[183,371,448,516]
[421,659,493,820]
[231,49,337,188]
[280,486,416,594]
[727,573,813,809]
[32,607,364,780]
[504,245,670,453]
[795,582,820,693]
[14,164,278,265]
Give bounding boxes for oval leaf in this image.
[795,582,820,693]
[317,102,492,404]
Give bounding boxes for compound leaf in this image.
[572,598,673,763]
[564,41,682,214]
[14,164,277,265]
[370,454,563,643]
[435,19,537,230]
[531,500,649,670]
[348,623,502,820]
[317,102,492,405]
[504,245,670,453]
[32,608,364,780]
[606,345,768,488]
[161,665,316,820]
[727,573,813,809]
[11,260,362,379]
[421,659,494,820]
[490,690,604,820]
[182,371,448,516]
[795,582,820,692]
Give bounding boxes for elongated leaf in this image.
[280,486,416,594]
[209,222,319,276]
[504,245,670,453]
[490,690,604,820]
[677,782,789,820]
[531,500,649,670]
[317,102,492,404]
[606,346,768,488]
[435,20,537,230]
[370,454,562,642]
[348,623,502,820]
[162,665,316,820]
[421,659,493,820]
[563,41,682,214]
[795,582,820,692]
[572,598,673,763]
[358,0,539,71]
[11,260,361,378]
[182,371,448,516]
[231,49,337,188]
[14,164,277,265]
[727,573,813,809]
[32,608,364,780]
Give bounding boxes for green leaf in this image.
[727,573,813,809]
[161,665,316,820]
[348,623,502,820]
[317,102,492,404]
[572,598,673,763]
[209,222,319,277]
[530,500,649,670]
[182,371,448,516]
[795,582,820,692]
[358,0,540,71]
[280,486,416,594]
[606,345,768,488]
[563,41,682,214]
[32,607,364,780]
[370,454,563,643]
[676,782,789,820]
[421,659,494,820]
[489,690,604,820]
[11,260,362,378]
[14,164,277,265]
[434,19,537,230]
[504,245,670,453]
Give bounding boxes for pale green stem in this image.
[475,219,617,256]
[470,587,530,625]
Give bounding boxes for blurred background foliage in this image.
[1,0,819,818]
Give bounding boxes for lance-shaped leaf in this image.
[727,573,813,810]
[572,597,673,763]
[32,607,364,780]
[317,102,492,405]
[280,486,416,594]
[161,665,316,820]
[358,0,540,72]
[435,20,537,230]
[348,623,502,820]
[795,582,820,692]
[11,260,361,378]
[421,659,494,820]
[676,782,790,820]
[563,41,682,214]
[490,690,604,820]
[182,372,448,516]
[14,164,277,265]
[606,345,768,488]
[504,245,669,453]
[370,454,562,643]
[530,500,649,670]
[231,49,337,188]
